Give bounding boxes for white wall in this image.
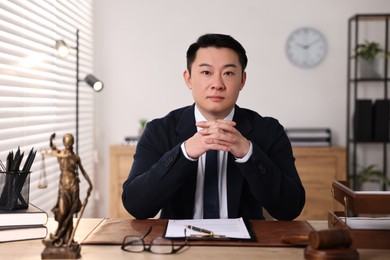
[93,0,390,217]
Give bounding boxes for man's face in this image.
[184,47,246,121]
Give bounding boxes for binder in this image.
[354,99,373,141]
[373,100,390,141]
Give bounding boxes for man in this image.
[122,33,305,220]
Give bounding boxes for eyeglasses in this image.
[121,226,188,254]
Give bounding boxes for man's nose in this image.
[211,75,225,90]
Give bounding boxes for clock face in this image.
[286,27,327,68]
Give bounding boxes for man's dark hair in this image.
[186,33,248,74]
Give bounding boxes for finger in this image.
[216,119,236,126]
[197,120,235,133]
[196,120,214,129]
[204,139,231,152]
[199,126,227,137]
[196,119,236,128]
[205,131,237,146]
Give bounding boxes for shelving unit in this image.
[346,14,390,190]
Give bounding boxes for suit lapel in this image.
[175,105,197,143]
[233,105,252,137]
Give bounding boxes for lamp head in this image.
[55,40,70,58]
[85,74,104,92]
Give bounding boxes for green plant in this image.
[353,40,390,62]
[139,118,147,129]
[354,164,390,190]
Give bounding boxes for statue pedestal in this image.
[41,239,81,259]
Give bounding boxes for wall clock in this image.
[286,27,327,68]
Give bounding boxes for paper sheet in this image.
[341,217,390,230]
[165,217,251,239]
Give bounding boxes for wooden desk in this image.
[0,219,388,259]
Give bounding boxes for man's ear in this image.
[183,70,192,89]
[240,71,247,90]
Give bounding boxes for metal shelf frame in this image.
[346,14,390,190]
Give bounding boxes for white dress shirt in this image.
[181,105,253,219]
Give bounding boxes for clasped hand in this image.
[185,119,250,159]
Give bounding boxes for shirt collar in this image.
[194,105,235,124]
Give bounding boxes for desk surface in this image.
[0,219,388,260]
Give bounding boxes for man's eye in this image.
[201,71,211,75]
[224,71,234,76]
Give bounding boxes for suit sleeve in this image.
[235,119,305,220]
[121,120,196,219]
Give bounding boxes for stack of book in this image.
[0,147,47,242]
[286,128,331,147]
[0,203,48,242]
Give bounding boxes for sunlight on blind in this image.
[0,0,95,217]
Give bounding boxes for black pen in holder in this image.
[0,170,31,210]
[0,147,36,210]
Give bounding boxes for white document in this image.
[165,217,251,239]
[341,217,390,230]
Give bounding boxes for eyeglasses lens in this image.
[150,237,174,254]
[123,236,144,252]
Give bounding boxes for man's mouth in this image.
[208,95,224,101]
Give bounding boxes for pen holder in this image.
[0,171,30,210]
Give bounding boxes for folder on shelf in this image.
[373,99,390,141]
[285,128,331,147]
[353,100,373,142]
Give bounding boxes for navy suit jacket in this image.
[122,105,305,220]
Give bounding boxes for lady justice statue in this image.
[41,133,93,259]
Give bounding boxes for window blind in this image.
[0,0,95,217]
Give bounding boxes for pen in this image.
[186,225,214,236]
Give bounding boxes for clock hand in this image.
[294,42,309,49]
[307,38,321,46]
